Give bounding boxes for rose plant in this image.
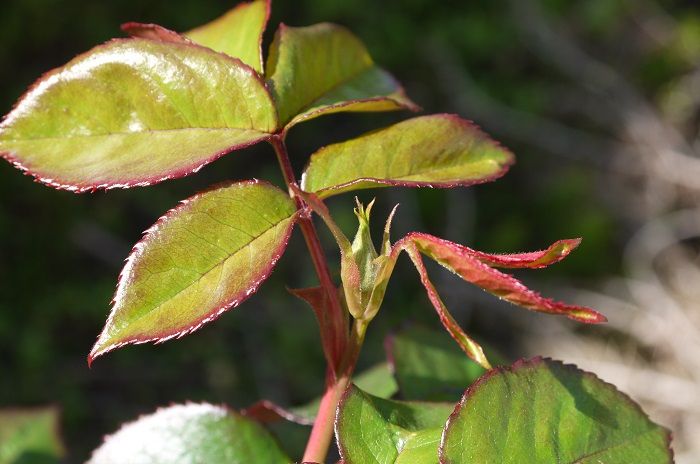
[0,1,673,462]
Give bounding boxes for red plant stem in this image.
[270,134,364,462]
[270,135,348,369]
[270,135,365,463]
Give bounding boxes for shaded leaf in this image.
[0,39,276,191]
[266,23,417,128]
[386,325,488,401]
[302,115,514,198]
[440,358,673,463]
[336,385,454,464]
[89,180,297,362]
[0,408,64,464]
[186,0,270,73]
[88,403,291,464]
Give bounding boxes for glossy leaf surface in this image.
[90,181,296,361]
[0,39,276,191]
[186,0,270,73]
[88,403,291,464]
[302,115,514,198]
[440,358,673,463]
[386,326,487,401]
[266,23,417,128]
[336,385,454,464]
[0,408,64,464]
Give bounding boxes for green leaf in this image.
[386,326,487,402]
[336,385,454,464]
[186,0,270,73]
[440,358,673,463]
[89,180,297,362]
[88,403,291,464]
[0,408,64,464]
[301,114,514,198]
[266,23,418,128]
[0,39,277,191]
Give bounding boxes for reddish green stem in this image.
[270,135,361,462]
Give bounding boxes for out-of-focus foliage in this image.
[1,0,699,462]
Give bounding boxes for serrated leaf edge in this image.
[88,179,297,364]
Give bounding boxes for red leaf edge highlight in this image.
[402,243,491,369]
[305,114,514,198]
[0,38,277,193]
[394,233,606,324]
[88,179,298,365]
[121,22,192,43]
[241,400,314,426]
[437,357,674,463]
[408,233,581,269]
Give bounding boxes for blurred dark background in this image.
[2,0,700,462]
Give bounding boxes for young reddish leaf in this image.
[88,403,291,464]
[0,407,65,463]
[0,39,277,192]
[186,0,270,74]
[121,22,192,43]
[302,115,514,199]
[242,400,315,426]
[400,233,605,323]
[388,234,605,369]
[89,181,297,362]
[266,23,418,128]
[440,358,673,463]
[402,242,491,370]
[336,384,455,464]
[289,286,345,370]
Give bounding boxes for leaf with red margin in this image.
[0,39,277,192]
[121,22,192,43]
[301,115,514,199]
[89,181,297,362]
[390,234,605,369]
[399,233,605,323]
[88,403,291,464]
[186,0,270,74]
[439,358,673,463]
[266,23,419,129]
[0,407,65,463]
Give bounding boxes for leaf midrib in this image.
[1,126,270,142]
[112,213,294,337]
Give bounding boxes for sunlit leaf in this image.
[0,39,277,191]
[88,403,291,464]
[440,358,673,463]
[0,407,64,464]
[186,0,270,73]
[266,23,417,128]
[386,326,488,401]
[336,385,454,464]
[391,234,605,369]
[302,115,513,198]
[89,181,297,362]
